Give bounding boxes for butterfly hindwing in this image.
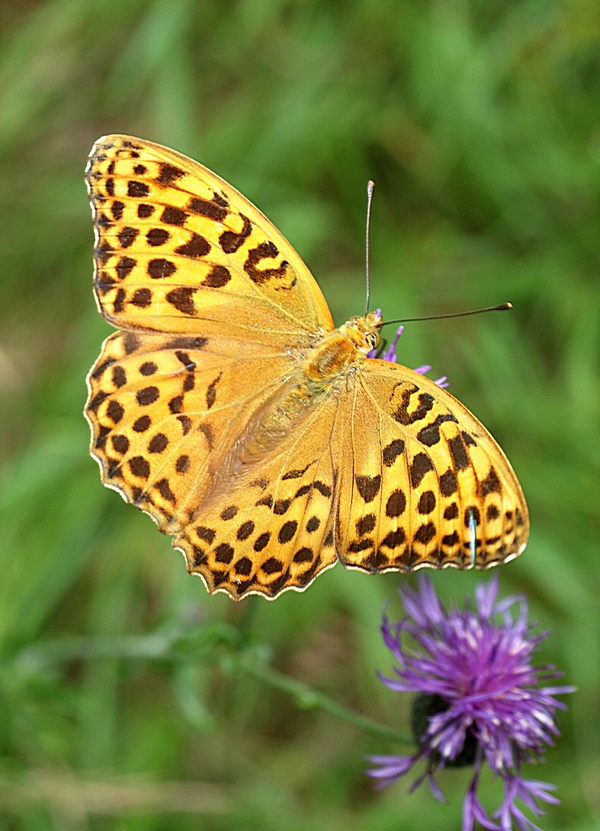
[173,392,341,598]
[87,329,295,534]
[334,361,528,573]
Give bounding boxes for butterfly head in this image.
[340,310,383,355]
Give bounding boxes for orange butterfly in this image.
[85,135,528,599]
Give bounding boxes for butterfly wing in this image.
[334,359,529,572]
[86,329,303,534]
[173,389,342,598]
[85,135,334,542]
[85,135,333,343]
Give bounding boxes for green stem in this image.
[240,655,410,743]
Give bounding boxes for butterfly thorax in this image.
[303,311,382,390]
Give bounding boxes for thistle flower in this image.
[367,577,574,831]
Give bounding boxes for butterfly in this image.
[85,135,529,600]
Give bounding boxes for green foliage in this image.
[0,0,598,828]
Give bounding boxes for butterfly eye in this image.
[366,332,379,351]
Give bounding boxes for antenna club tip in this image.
[367,180,375,192]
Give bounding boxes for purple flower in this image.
[366,577,574,831]
[378,324,404,363]
[371,319,449,387]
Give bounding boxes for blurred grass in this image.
[0,0,598,828]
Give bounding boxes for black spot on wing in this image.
[147,228,170,246]
[166,286,196,315]
[439,469,458,496]
[393,387,434,425]
[355,474,381,503]
[116,256,136,280]
[480,467,501,495]
[187,195,228,221]
[220,214,252,253]
[175,233,210,259]
[202,266,231,287]
[131,288,152,307]
[148,258,176,279]
[118,227,138,248]
[162,206,187,225]
[409,453,433,487]
[417,413,459,446]
[156,163,186,185]
[383,438,405,466]
[128,181,149,198]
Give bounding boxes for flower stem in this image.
[239,655,409,743]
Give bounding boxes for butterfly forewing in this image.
[86,135,334,343]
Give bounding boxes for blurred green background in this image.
[1,1,598,829]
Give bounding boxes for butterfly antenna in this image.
[364,180,375,316]
[382,303,513,327]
